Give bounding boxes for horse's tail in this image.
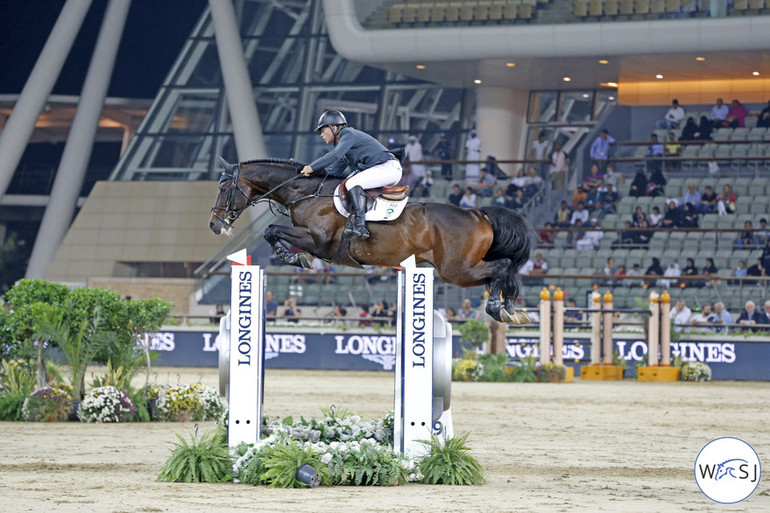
[479,206,533,301]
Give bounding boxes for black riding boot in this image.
[343,186,370,239]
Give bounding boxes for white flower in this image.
[321,453,333,465]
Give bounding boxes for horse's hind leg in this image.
[264,225,314,269]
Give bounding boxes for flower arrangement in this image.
[22,386,72,422]
[536,362,567,383]
[680,361,712,382]
[155,384,224,422]
[452,349,484,382]
[77,386,136,423]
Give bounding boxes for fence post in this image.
[602,290,614,365]
[539,287,551,365]
[552,288,564,365]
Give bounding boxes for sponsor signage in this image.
[145,330,769,381]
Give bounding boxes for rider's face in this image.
[320,126,335,144]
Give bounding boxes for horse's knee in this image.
[264,225,280,241]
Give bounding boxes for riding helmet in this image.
[315,109,347,132]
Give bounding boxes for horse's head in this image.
[209,156,253,235]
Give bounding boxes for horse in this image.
[208,157,532,324]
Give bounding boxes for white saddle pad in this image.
[332,184,409,222]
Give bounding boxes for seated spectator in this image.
[762,239,770,269]
[712,301,734,333]
[626,263,644,287]
[656,99,685,130]
[724,99,747,128]
[597,184,619,213]
[661,200,682,228]
[735,221,760,248]
[445,308,457,321]
[698,258,718,287]
[584,184,600,212]
[764,300,770,327]
[528,252,548,285]
[660,261,681,289]
[756,218,770,244]
[537,222,556,247]
[331,305,349,326]
[632,206,648,227]
[554,201,571,227]
[469,168,495,197]
[507,168,529,196]
[647,167,667,197]
[447,183,462,206]
[412,169,433,198]
[649,206,663,227]
[699,185,718,213]
[646,133,664,173]
[730,260,748,285]
[635,219,654,247]
[575,217,604,251]
[571,184,588,207]
[484,155,505,179]
[680,182,701,208]
[508,188,526,210]
[564,297,583,322]
[370,300,389,327]
[690,305,715,331]
[758,99,770,128]
[566,219,586,249]
[710,98,729,127]
[365,266,396,284]
[456,299,476,319]
[680,117,699,140]
[613,221,636,248]
[645,257,665,287]
[696,115,713,140]
[629,170,648,198]
[664,131,681,171]
[282,296,302,323]
[492,187,507,206]
[681,202,699,228]
[670,299,692,331]
[614,264,627,287]
[737,300,768,332]
[459,186,477,208]
[523,166,543,197]
[584,164,603,187]
[265,291,278,320]
[595,256,616,286]
[570,201,589,225]
[682,258,698,279]
[747,258,765,285]
[716,184,736,216]
[358,304,372,326]
[603,165,623,190]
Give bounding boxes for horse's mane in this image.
[240,157,307,167]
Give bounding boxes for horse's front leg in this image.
[264,224,315,269]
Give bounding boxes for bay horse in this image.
[208,157,532,324]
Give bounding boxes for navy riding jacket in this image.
[309,127,395,177]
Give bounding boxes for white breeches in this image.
[345,159,402,191]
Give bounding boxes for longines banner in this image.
[144,329,770,381]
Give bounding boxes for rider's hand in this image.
[300,165,314,176]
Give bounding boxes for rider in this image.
[300,110,402,239]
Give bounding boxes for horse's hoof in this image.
[501,308,530,325]
[297,253,314,269]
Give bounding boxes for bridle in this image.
[210,161,320,225]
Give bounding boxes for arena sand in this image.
[1,367,768,513]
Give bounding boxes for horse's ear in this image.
[216,155,233,173]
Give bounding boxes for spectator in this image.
[632,206,648,227]
[626,263,644,287]
[597,183,619,213]
[469,168,496,197]
[656,99,685,130]
[645,257,664,287]
[554,201,571,227]
[700,258,718,287]
[576,218,603,250]
[661,200,682,228]
[680,182,701,208]
[660,261,681,289]
[564,298,583,322]
[758,100,770,128]
[649,206,663,227]
[635,219,654,247]
[404,135,426,183]
[209,304,225,324]
[459,186,477,208]
[762,239,770,269]
[595,257,616,286]
[549,142,569,190]
[756,218,770,244]
[528,252,548,285]
[614,221,636,247]
[584,164,602,186]
[737,300,768,332]
[282,296,302,323]
[690,305,715,331]
[764,300,770,324]
[696,115,713,140]
[523,166,543,197]
[682,258,698,283]
[646,133,664,173]
[570,201,589,225]
[492,187,507,207]
[629,170,648,198]
[681,202,699,228]
[445,308,458,321]
[566,219,586,249]
[370,300,389,327]
[537,222,556,247]
[413,169,433,198]
[358,305,372,326]
[699,185,718,213]
[447,183,463,206]
[716,184,736,216]
[509,189,526,210]
[724,99,747,128]
[735,221,760,248]
[589,129,614,172]
[434,133,454,180]
[747,257,765,285]
[712,301,734,332]
[614,264,627,287]
[464,129,482,182]
[680,116,699,140]
[664,131,681,171]
[484,155,505,179]
[584,184,599,212]
[670,299,692,331]
[730,260,748,285]
[647,167,667,197]
[265,291,278,320]
[457,299,476,319]
[710,98,729,126]
[571,184,588,207]
[529,132,550,178]
[332,306,349,326]
[603,165,623,190]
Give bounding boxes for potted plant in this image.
[537,362,567,383]
[22,386,72,422]
[456,318,489,352]
[680,361,712,382]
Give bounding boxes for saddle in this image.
[339,176,409,202]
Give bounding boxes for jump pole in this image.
[538,288,551,366]
[580,290,623,380]
[638,289,680,381]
